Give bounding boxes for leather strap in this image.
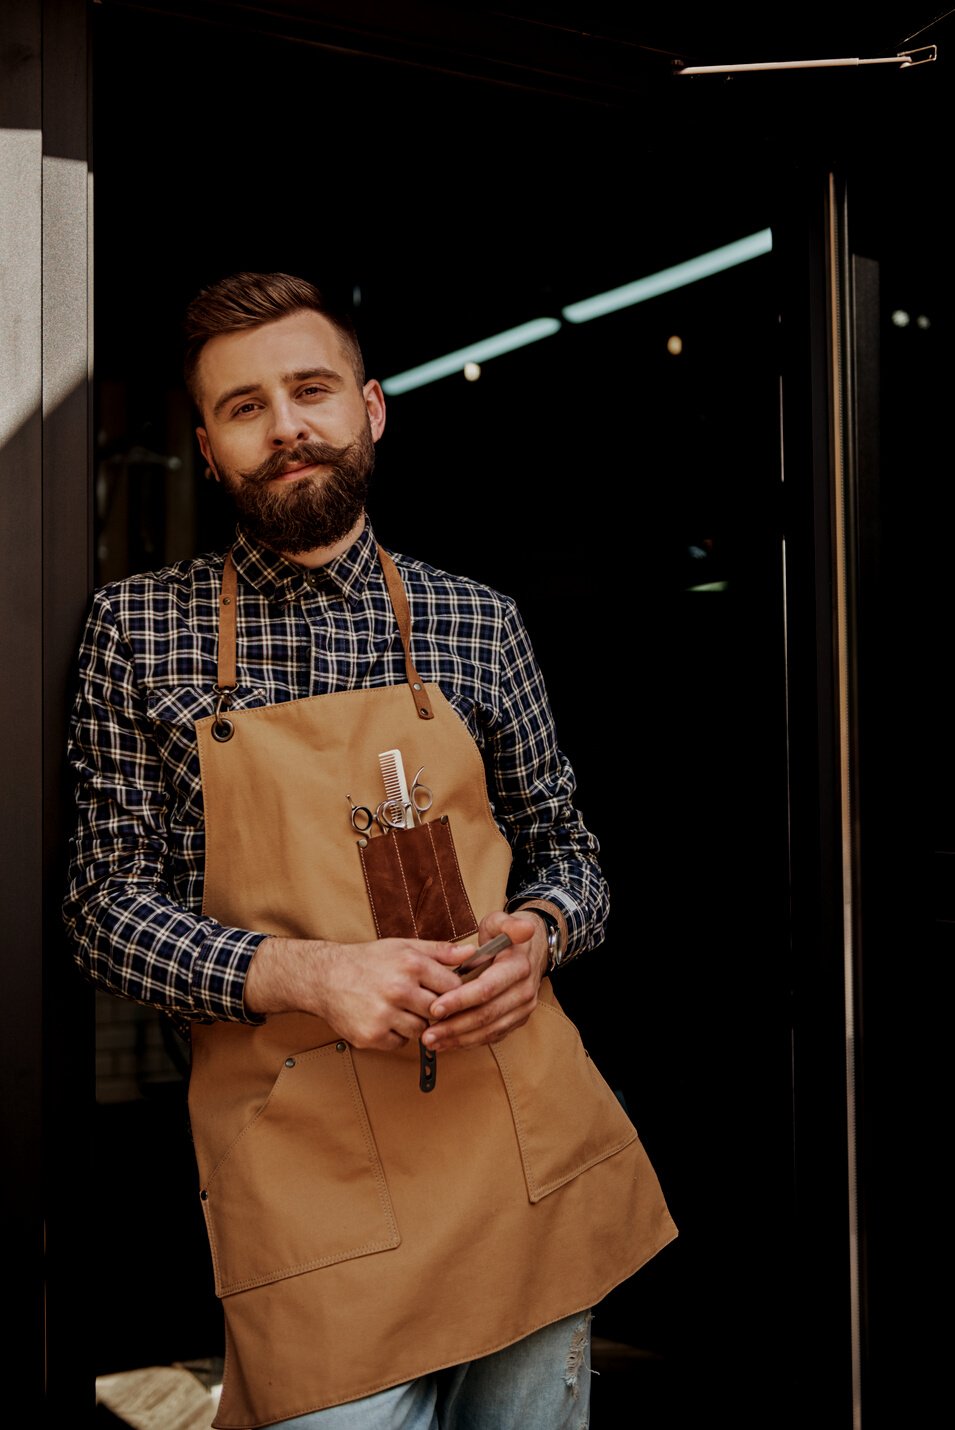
[217,551,238,692]
[377,546,434,720]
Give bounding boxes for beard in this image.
[211,424,376,556]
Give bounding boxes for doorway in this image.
[89,5,795,1425]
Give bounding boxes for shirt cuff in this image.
[189,923,271,1024]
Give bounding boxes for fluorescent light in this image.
[381,229,772,394]
[561,229,773,324]
[382,318,561,395]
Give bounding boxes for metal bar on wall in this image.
[777,162,857,1427]
[825,171,864,1430]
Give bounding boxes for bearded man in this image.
[64,271,676,1429]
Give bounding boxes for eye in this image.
[231,401,260,417]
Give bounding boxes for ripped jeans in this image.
[267,1310,593,1430]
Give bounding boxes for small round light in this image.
[891,310,910,328]
[463,362,481,382]
[667,335,683,355]
[916,314,931,330]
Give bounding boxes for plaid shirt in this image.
[63,522,609,1025]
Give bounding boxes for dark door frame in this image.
[1,0,95,1420]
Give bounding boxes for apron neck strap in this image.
[377,546,434,720]
[215,546,434,721]
[217,551,238,692]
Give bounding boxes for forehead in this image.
[197,310,353,405]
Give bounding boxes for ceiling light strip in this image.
[382,229,772,393]
[562,229,773,324]
[381,318,561,395]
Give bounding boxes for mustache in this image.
[242,440,356,485]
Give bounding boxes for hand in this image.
[420,910,548,1053]
[244,935,466,1050]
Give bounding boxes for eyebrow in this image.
[211,367,344,419]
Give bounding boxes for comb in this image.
[378,748,412,829]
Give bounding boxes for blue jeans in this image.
[268,1310,593,1430]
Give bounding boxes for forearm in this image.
[504,800,610,959]
[242,934,467,1049]
[242,935,332,1016]
[64,857,267,1022]
[486,603,610,958]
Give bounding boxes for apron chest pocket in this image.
[358,818,478,942]
[200,1043,400,1297]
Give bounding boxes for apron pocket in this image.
[200,1042,400,1296]
[358,818,478,941]
[491,999,638,1202]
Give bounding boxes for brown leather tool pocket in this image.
[358,818,478,941]
[199,1042,400,1297]
[491,996,639,1202]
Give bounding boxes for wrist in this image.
[514,900,567,973]
[244,935,333,1016]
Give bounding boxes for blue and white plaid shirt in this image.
[63,521,609,1025]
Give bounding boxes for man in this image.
[64,272,676,1429]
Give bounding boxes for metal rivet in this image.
[413,682,422,690]
[284,1057,295,1068]
[358,837,368,848]
[222,596,231,605]
[335,1041,347,1052]
[420,707,429,716]
[211,718,235,743]
[200,1189,208,1201]
[440,814,449,824]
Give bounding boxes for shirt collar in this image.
[230,521,381,605]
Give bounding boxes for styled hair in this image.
[183,271,365,410]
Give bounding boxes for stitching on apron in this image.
[432,820,475,939]
[388,835,419,937]
[425,822,456,935]
[358,845,384,938]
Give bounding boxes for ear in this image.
[363,380,387,442]
[196,427,220,481]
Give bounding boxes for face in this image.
[195,310,386,560]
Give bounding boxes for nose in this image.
[269,396,308,448]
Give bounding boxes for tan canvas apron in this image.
[189,548,677,1428]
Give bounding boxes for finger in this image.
[477,911,537,948]
[423,996,538,1052]
[423,941,479,967]
[427,946,533,1021]
[425,965,537,1041]
[378,1012,428,1047]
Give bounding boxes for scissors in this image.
[407,767,434,823]
[347,767,434,835]
[347,796,400,835]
